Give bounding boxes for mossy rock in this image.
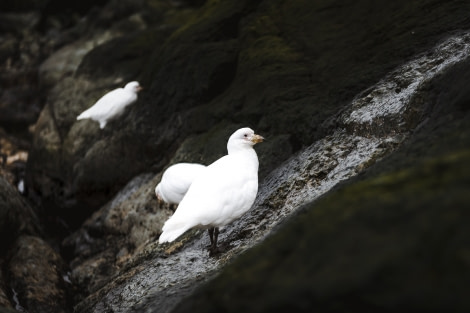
[27,0,470,229]
[170,34,470,312]
[172,118,470,313]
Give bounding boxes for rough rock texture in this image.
[0,0,469,313]
[26,0,470,227]
[0,176,38,311]
[0,176,40,251]
[0,127,29,191]
[172,57,470,313]
[69,30,470,313]
[26,1,208,226]
[62,173,167,297]
[8,235,71,313]
[0,307,17,313]
[0,176,73,313]
[0,261,12,309]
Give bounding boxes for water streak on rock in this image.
[345,33,470,124]
[223,32,470,251]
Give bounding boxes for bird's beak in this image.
[251,134,264,144]
[137,86,143,92]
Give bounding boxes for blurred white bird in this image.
[77,81,142,129]
[159,127,264,255]
[155,163,207,209]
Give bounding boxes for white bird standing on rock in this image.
[155,163,207,209]
[158,127,264,255]
[76,81,142,129]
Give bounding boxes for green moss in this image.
[239,35,302,71]
[169,0,220,39]
[169,0,250,41]
[172,77,470,313]
[173,144,470,313]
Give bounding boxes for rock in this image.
[0,175,70,313]
[39,35,117,88]
[38,10,149,88]
[2,0,469,312]
[173,147,470,313]
[71,33,470,313]
[0,12,40,33]
[0,176,40,251]
[170,42,470,313]
[0,22,43,133]
[27,0,470,229]
[62,173,168,297]
[0,127,29,190]
[8,235,71,313]
[0,261,11,309]
[0,0,116,136]
[0,0,49,13]
[26,3,204,224]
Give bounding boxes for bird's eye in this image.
[244,134,248,137]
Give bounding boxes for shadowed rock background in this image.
[0,0,469,312]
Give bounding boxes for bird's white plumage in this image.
[155,163,207,205]
[159,127,263,244]
[77,81,142,129]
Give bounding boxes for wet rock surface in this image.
[0,0,470,313]
[172,51,470,313]
[71,31,470,313]
[178,152,470,312]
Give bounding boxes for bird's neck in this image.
[228,148,259,171]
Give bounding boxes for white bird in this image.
[158,127,264,254]
[76,81,142,129]
[155,163,207,208]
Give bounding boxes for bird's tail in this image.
[158,220,191,244]
[76,111,90,120]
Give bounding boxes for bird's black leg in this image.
[209,227,220,256]
[208,227,214,246]
[213,227,219,249]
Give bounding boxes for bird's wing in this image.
[164,155,257,229]
[162,164,207,201]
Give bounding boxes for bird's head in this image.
[227,127,264,153]
[125,81,143,93]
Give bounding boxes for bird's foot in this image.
[208,242,230,257]
[208,245,221,257]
